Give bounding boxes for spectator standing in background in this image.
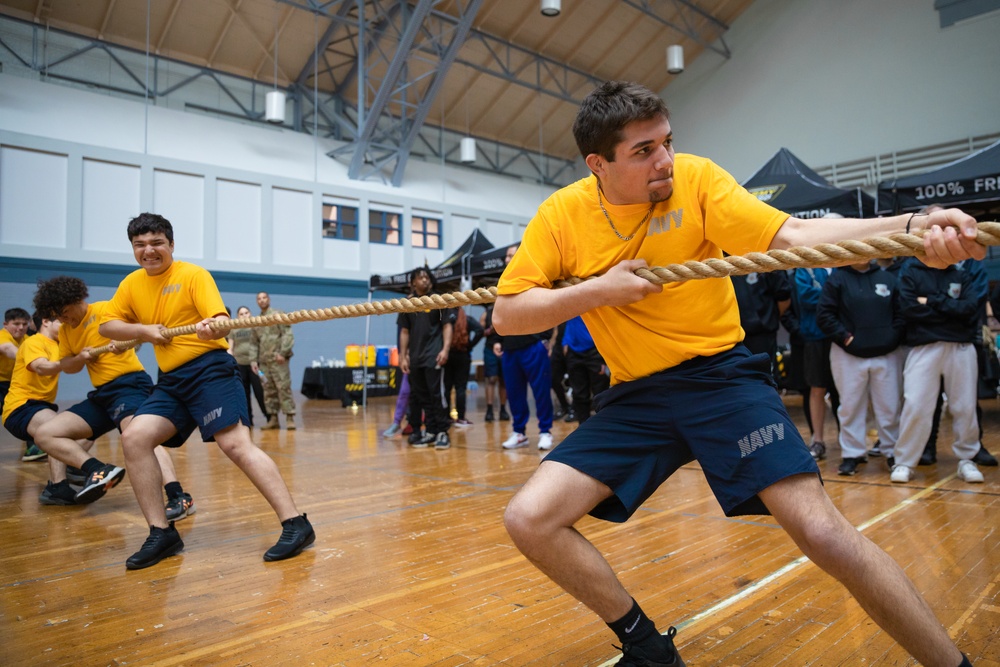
[731,270,791,383]
[443,305,483,426]
[398,267,455,450]
[891,257,986,484]
[480,304,510,423]
[229,305,269,429]
[817,260,904,476]
[253,291,296,431]
[563,315,610,425]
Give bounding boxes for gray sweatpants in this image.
[829,345,901,460]
[894,341,980,468]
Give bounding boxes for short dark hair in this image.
[572,81,670,162]
[34,276,89,320]
[31,310,44,332]
[4,307,30,323]
[408,266,436,288]
[127,212,174,243]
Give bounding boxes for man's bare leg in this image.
[154,446,179,484]
[760,474,963,667]
[214,423,299,522]
[504,460,633,622]
[120,414,176,528]
[34,412,97,469]
[809,386,827,444]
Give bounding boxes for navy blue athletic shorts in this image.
[4,400,58,441]
[67,370,194,447]
[136,349,249,442]
[484,346,503,379]
[544,345,819,521]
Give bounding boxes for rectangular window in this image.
[411,215,442,249]
[369,210,401,245]
[322,203,359,240]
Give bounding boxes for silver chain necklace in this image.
[597,182,656,241]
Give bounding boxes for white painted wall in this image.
[0,73,554,280]
[665,0,1000,182]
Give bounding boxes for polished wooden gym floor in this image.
[1,389,998,666]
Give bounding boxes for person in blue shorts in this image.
[494,81,980,667]
[32,276,195,514]
[99,213,314,570]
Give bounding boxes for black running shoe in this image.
[39,480,78,506]
[411,431,435,448]
[434,432,451,450]
[838,457,866,476]
[264,514,315,562]
[498,406,510,421]
[126,523,183,570]
[973,447,998,467]
[165,493,196,521]
[75,464,126,504]
[617,627,686,667]
[484,407,495,422]
[408,430,426,445]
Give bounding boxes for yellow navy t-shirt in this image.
[101,261,229,373]
[498,154,788,384]
[2,334,59,424]
[60,301,145,387]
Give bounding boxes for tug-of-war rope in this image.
[91,222,1000,356]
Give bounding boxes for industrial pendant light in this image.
[265,6,286,123]
[666,44,684,74]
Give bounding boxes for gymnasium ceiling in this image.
[0,0,756,184]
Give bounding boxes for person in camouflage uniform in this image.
[251,292,296,430]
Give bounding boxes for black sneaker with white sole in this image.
[165,493,196,521]
[75,464,126,504]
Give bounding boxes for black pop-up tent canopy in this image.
[368,228,495,294]
[876,139,1000,214]
[468,241,520,288]
[742,148,876,218]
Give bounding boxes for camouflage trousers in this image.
[260,359,295,416]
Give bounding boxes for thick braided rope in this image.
[90,222,1000,356]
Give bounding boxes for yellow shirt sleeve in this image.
[0,329,19,382]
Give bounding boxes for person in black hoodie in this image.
[731,270,791,384]
[891,258,986,484]
[817,260,904,476]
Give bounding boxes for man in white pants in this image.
[892,258,985,484]
[817,260,904,476]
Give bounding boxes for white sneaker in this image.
[502,432,529,449]
[890,465,912,483]
[957,460,984,483]
[537,433,554,450]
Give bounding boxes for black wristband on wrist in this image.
[906,212,926,234]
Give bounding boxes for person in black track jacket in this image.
[817,260,904,476]
[890,258,986,485]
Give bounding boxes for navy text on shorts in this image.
[544,345,820,522]
[136,349,249,442]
